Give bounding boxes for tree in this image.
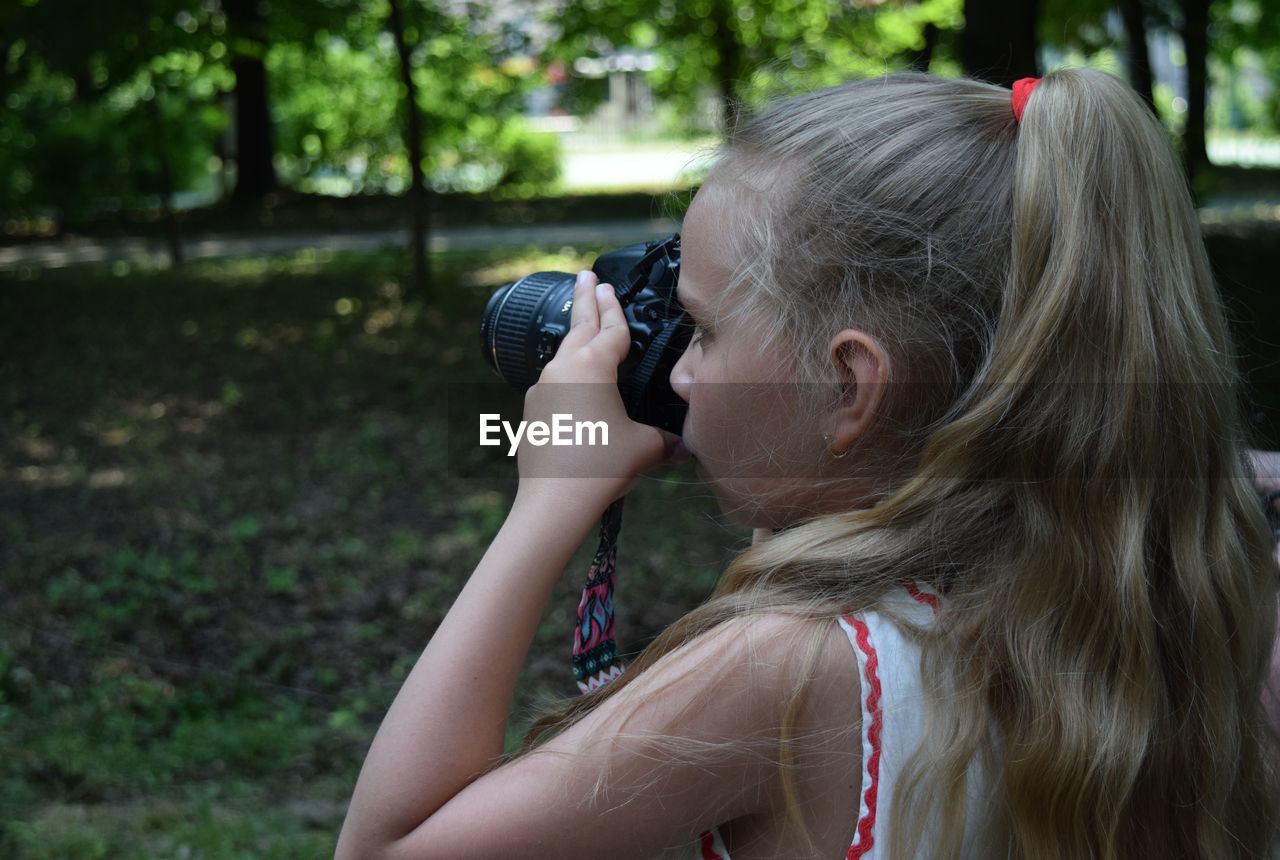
[224,0,278,207]
[959,0,1040,84]
[0,0,228,229]
[1180,0,1210,182]
[1119,0,1156,108]
[266,0,559,197]
[548,0,964,135]
[1211,0,1279,135]
[708,0,744,134]
[221,0,368,208]
[1038,0,1157,108]
[388,0,430,295]
[2,0,562,228]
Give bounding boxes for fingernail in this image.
[576,270,593,288]
[596,283,612,302]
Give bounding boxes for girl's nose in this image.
[670,343,693,403]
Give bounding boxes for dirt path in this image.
[0,219,682,271]
[3,187,1277,272]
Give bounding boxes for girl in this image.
[337,70,1279,858]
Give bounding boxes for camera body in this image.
[480,234,689,433]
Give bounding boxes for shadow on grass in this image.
[0,246,740,856]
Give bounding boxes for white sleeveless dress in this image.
[674,581,986,859]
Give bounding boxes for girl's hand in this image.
[514,271,679,515]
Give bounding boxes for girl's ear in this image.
[826,330,888,453]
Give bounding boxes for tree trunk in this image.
[709,0,742,135]
[387,0,431,297]
[0,41,11,99]
[148,92,183,266]
[229,58,277,207]
[1120,0,1155,110]
[1181,0,1210,185]
[911,23,941,72]
[959,0,1040,86]
[224,0,277,207]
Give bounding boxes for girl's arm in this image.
[338,610,851,860]
[337,272,653,852]
[334,495,602,853]
[336,274,859,859]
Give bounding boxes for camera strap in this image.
[572,497,625,694]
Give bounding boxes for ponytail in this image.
[906,68,1279,858]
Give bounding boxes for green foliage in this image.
[0,0,232,222]
[266,1,558,196]
[1,0,561,223]
[0,53,228,222]
[1211,0,1280,133]
[268,35,404,193]
[402,4,561,193]
[1037,0,1121,56]
[547,0,963,133]
[4,0,1278,221]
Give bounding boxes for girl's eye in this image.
[686,319,710,348]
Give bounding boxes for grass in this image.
[3,208,1279,856]
[0,246,742,856]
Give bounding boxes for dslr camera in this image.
[480,234,690,434]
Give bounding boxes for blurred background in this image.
[2,1,1278,856]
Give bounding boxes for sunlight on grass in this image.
[461,245,607,288]
[0,244,736,857]
[186,248,345,282]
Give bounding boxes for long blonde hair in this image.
[530,70,1279,858]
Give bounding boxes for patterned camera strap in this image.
[571,498,727,859]
[573,498,625,693]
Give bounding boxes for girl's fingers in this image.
[558,271,630,367]
[595,281,629,336]
[561,271,601,349]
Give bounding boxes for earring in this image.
[823,433,850,460]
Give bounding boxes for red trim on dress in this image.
[902,578,941,615]
[845,614,883,860]
[699,828,728,859]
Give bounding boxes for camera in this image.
[480,234,689,434]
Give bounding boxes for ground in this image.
[0,245,743,857]
[2,178,1279,856]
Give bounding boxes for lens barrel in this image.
[479,235,689,433]
[480,271,576,390]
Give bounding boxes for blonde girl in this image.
[337,70,1279,858]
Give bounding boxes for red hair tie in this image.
[1011,77,1041,123]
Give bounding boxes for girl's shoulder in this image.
[376,612,865,859]
[641,613,866,859]
[628,611,864,729]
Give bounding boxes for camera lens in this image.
[480,271,576,390]
[479,236,689,433]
